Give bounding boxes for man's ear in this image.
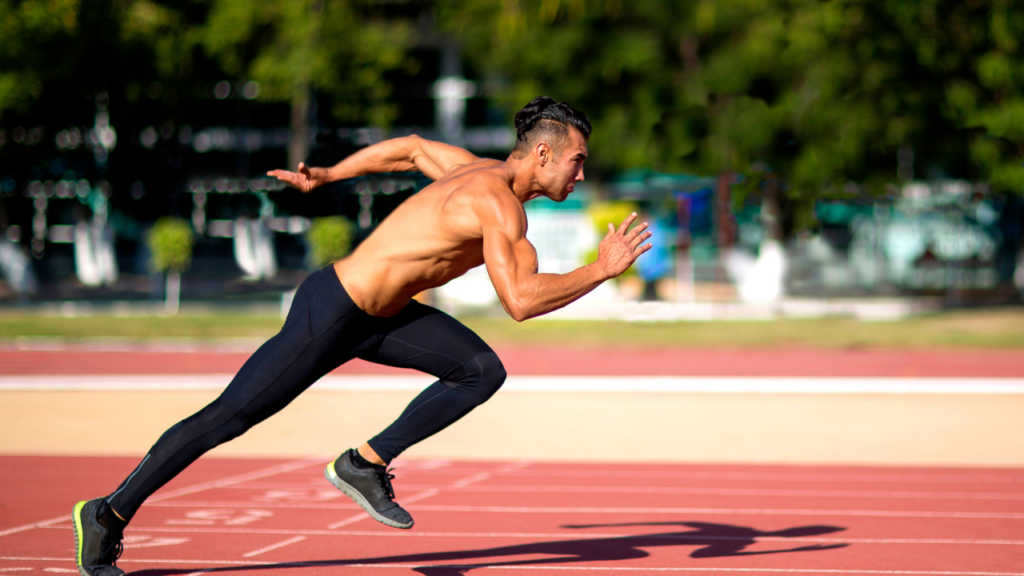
[535,142,552,166]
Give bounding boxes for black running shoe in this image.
[324,449,414,529]
[72,499,126,576]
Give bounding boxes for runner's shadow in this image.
[128,521,848,576]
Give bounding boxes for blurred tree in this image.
[306,215,353,268]
[199,0,415,169]
[439,0,1024,236]
[147,216,194,314]
[0,0,81,119]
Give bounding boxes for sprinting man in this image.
[72,96,652,576]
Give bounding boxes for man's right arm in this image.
[267,135,479,192]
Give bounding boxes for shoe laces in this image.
[374,467,397,500]
[99,531,124,566]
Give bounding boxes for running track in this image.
[1,346,1022,377]
[3,455,1024,575]
[3,346,1022,574]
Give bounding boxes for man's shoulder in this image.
[443,163,523,231]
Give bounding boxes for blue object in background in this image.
[635,218,673,282]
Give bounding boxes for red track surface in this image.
[2,347,1022,377]
[2,455,1023,575]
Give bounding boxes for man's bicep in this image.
[412,138,480,179]
[482,220,539,303]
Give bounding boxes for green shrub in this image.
[147,218,194,273]
[307,216,354,268]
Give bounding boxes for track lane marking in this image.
[147,458,324,503]
[2,557,1023,575]
[35,524,1024,545]
[502,470,1024,484]
[141,500,1024,518]
[1,457,320,541]
[200,466,1024,485]
[222,482,1024,500]
[0,516,68,538]
[241,536,306,558]
[7,374,1024,395]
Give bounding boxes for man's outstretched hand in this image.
[597,212,653,279]
[266,163,331,193]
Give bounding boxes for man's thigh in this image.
[358,302,496,380]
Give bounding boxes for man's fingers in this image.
[630,230,653,249]
[607,223,615,235]
[630,222,649,237]
[617,213,638,235]
[266,169,310,191]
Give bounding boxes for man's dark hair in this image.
[511,96,591,158]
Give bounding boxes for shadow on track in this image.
[130,521,848,576]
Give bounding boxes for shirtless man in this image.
[72,96,652,576]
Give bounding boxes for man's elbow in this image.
[502,298,531,322]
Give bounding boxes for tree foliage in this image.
[306,215,353,268]
[147,217,194,272]
[0,0,414,137]
[439,0,1024,199]
[199,0,415,163]
[0,0,83,119]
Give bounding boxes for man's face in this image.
[537,128,588,202]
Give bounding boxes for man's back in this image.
[336,158,521,317]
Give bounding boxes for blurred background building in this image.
[1,0,1022,315]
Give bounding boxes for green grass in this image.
[1,307,1023,348]
[461,308,1024,349]
[0,315,284,341]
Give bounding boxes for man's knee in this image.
[457,351,506,403]
[168,398,250,450]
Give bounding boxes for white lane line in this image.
[497,460,532,474]
[401,504,1024,519]
[429,484,1024,501]
[42,569,77,573]
[325,513,369,530]
[1,458,322,540]
[37,524,1024,545]
[5,375,1024,394]
[143,500,1024,519]
[0,516,68,538]
[148,457,324,503]
[452,472,491,488]
[403,489,442,503]
[221,482,1024,500]
[2,558,1023,575]
[502,469,1024,485]
[0,569,34,572]
[241,536,306,558]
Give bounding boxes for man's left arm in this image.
[482,199,652,321]
[267,135,479,192]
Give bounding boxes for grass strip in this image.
[0,307,1022,348]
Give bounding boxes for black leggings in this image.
[107,267,505,521]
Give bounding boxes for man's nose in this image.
[577,168,585,182]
